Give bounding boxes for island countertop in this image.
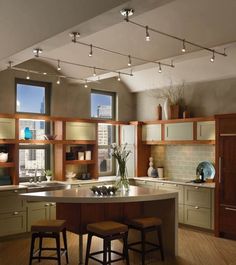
[20,185,178,203]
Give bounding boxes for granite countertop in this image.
[133,177,215,189]
[0,185,27,192]
[20,185,178,203]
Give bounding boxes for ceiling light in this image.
[117,72,121,81]
[26,71,30,80]
[145,26,150,41]
[70,32,80,43]
[181,40,186,53]
[89,44,93,57]
[56,76,60,84]
[43,72,47,75]
[158,63,162,73]
[210,51,215,62]
[57,60,61,71]
[120,8,134,22]
[33,48,42,57]
[93,67,96,77]
[128,55,132,67]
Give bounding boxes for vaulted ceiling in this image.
[1,0,236,92]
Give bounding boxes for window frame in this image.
[90,89,116,120]
[15,78,51,115]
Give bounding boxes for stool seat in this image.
[31,219,66,232]
[128,217,162,228]
[87,221,128,236]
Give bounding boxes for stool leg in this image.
[55,232,61,265]
[85,233,92,265]
[29,233,37,265]
[103,238,108,265]
[38,233,43,262]
[108,240,111,265]
[62,228,69,264]
[141,230,146,265]
[157,226,164,261]
[123,232,130,265]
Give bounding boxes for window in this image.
[15,78,51,181]
[16,78,51,115]
[91,90,115,119]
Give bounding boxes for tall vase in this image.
[116,163,129,192]
[163,99,170,120]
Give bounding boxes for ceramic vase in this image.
[163,99,170,120]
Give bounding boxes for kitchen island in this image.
[21,185,178,264]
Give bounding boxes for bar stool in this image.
[85,221,130,265]
[29,219,69,265]
[127,217,164,265]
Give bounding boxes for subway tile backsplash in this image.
[151,145,215,180]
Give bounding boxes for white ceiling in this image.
[1,0,236,92]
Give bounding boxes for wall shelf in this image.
[65,160,95,165]
[0,162,15,168]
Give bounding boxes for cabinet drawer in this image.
[0,191,26,212]
[65,122,96,141]
[142,124,162,142]
[197,121,215,140]
[0,211,26,236]
[185,186,211,208]
[165,122,193,141]
[184,205,211,229]
[0,118,15,139]
[158,183,184,204]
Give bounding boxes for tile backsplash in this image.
[151,145,215,180]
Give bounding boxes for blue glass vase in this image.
[24,127,32,140]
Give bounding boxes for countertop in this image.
[20,185,178,203]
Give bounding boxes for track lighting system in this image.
[33,48,43,57]
[120,8,227,62]
[70,32,80,43]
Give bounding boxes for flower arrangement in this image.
[111,143,131,191]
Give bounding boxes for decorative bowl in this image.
[0,152,8,163]
[90,185,118,196]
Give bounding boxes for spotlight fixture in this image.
[210,50,215,62]
[117,72,121,81]
[181,40,186,53]
[89,44,93,57]
[43,72,47,75]
[57,60,61,71]
[8,61,13,69]
[158,63,162,73]
[120,8,134,22]
[84,80,88,88]
[70,32,80,43]
[56,76,60,84]
[145,26,150,41]
[26,71,30,80]
[128,55,132,66]
[33,48,43,57]
[93,67,96,77]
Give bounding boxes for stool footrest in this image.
[89,250,125,265]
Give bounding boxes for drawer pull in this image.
[195,206,199,209]
[225,207,236,212]
[45,203,50,207]
[194,186,199,189]
[50,203,56,206]
[13,211,19,215]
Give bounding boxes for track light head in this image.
[56,76,60,84]
[89,44,93,57]
[120,8,134,22]
[57,60,61,71]
[93,67,96,77]
[70,32,80,43]
[210,51,215,62]
[181,40,186,53]
[117,72,121,81]
[145,26,150,41]
[8,61,13,69]
[33,48,43,57]
[128,55,132,67]
[158,63,162,73]
[26,71,30,80]
[84,80,88,88]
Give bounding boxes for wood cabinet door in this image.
[219,136,236,206]
[165,122,193,141]
[197,121,215,140]
[142,124,161,142]
[27,202,49,231]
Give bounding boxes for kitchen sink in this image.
[21,182,71,191]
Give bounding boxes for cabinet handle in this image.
[13,211,19,215]
[225,207,236,212]
[195,206,199,209]
[45,203,50,207]
[50,203,56,206]
[220,133,236,137]
[219,157,222,183]
[194,186,199,189]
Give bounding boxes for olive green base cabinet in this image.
[0,189,27,237]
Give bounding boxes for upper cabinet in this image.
[0,118,15,139]
[165,122,193,141]
[120,125,135,145]
[197,121,215,140]
[65,122,96,141]
[142,124,162,142]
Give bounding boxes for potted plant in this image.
[45,169,53,182]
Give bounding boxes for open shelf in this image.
[65,160,95,165]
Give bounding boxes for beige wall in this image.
[0,59,136,121]
[135,77,236,121]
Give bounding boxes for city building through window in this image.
[91,90,116,175]
[16,79,51,181]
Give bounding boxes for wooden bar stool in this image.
[29,219,69,265]
[85,221,130,265]
[127,217,164,265]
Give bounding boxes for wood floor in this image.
[0,227,236,265]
